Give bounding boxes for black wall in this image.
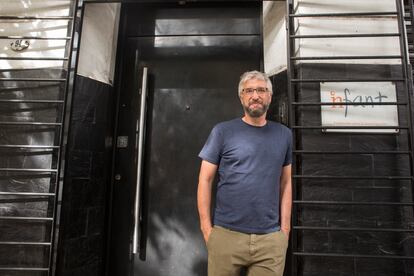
[56,75,115,275]
[272,64,414,276]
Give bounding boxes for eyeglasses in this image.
[242,87,269,95]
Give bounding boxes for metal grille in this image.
[405,0,414,66]
[287,0,414,274]
[0,1,79,275]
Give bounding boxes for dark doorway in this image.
[108,2,262,275]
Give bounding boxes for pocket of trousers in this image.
[206,227,216,250]
[279,231,289,245]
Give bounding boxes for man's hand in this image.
[197,160,218,245]
[201,224,213,243]
[280,164,292,241]
[280,227,290,239]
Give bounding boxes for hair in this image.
[238,70,273,96]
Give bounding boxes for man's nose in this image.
[251,91,260,99]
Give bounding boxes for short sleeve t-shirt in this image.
[199,118,292,234]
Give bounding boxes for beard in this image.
[243,100,269,117]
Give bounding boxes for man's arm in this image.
[280,164,292,237]
[197,160,218,243]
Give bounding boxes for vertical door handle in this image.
[133,67,148,255]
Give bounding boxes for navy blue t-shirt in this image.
[199,118,292,234]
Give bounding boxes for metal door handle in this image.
[133,67,148,255]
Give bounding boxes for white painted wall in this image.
[1,0,70,17]
[0,0,120,86]
[77,3,121,85]
[263,1,287,76]
[0,0,70,71]
[263,0,403,74]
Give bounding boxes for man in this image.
[197,70,292,276]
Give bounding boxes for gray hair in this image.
[238,70,273,96]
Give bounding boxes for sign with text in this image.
[320,82,399,133]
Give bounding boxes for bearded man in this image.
[197,70,293,276]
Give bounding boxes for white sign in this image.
[320,82,399,133]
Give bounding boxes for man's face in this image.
[239,79,272,118]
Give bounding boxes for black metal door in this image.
[108,3,262,276]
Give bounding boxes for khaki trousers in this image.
[207,226,288,276]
